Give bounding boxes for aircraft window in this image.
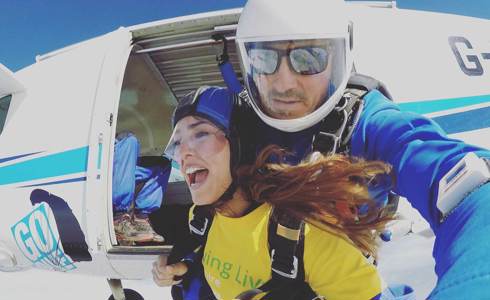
[0,94,12,135]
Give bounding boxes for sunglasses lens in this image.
[248,48,278,75]
[290,47,329,75]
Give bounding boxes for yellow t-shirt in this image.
[190,204,382,300]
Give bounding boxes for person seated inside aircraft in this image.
[112,131,170,244]
[153,86,394,300]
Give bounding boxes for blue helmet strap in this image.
[327,81,336,98]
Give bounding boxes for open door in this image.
[105,11,242,280]
[109,47,192,255]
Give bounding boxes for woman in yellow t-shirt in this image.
[154,86,392,300]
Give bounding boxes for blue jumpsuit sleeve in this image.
[351,90,490,298]
[428,182,490,299]
[350,89,490,229]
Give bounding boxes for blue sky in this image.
[1,0,489,71]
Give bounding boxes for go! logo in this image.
[10,203,75,271]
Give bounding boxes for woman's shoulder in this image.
[302,221,374,267]
[303,222,382,298]
[303,222,354,253]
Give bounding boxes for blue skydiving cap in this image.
[172,86,234,134]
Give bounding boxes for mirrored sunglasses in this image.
[248,46,329,75]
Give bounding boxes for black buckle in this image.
[189,216,209,236]
[271,249,298,279]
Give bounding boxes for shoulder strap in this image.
[268,208,305,282]
[167,205,214,265]
[189,205,214,243]
[168,206,217,300]
[235,209,319,300]
[312,88,363,155]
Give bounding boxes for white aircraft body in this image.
[0,1,489,299]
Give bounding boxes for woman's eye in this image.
[171,140,181,148]
[195,131,210,139]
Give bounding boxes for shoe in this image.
[114,212,154,243]
[133,214,165,243]
[114,212,131,233]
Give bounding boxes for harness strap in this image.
[312,73,394,155]
[167,205,214,286]
[189,205,214,242]
[312,88,364,155]
[268,209,304,281]
[234,209,320,300]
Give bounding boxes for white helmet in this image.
[236,0,353,132]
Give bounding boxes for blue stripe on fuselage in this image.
[431,105,490,134]
[0,152,43,164]
[20,176,87,188]
[0,147,89,186]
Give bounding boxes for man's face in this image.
[254,41,332,119]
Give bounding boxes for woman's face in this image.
[170,116,232,205]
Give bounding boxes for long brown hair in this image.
[235,145,394,258]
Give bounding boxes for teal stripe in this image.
[398,94,490,114]
[97,143,102,169]
[0,147,89,186]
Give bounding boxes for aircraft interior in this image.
[111,15,242,252]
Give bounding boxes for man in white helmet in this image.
[233,0,490,299]
[236,0,352,132]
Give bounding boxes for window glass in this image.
[0,95,12,135]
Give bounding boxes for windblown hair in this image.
[235,145,395,258]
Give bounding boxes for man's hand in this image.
[152,255,189,287]
[211,34,229,65]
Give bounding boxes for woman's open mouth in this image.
[185,166,209,190]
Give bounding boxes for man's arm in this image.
[428,182,490,299]
[350,89,490,229]
[351,90,490,298]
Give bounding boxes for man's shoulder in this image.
[347,73,393,100]
[361,89,399,113]
[363,89,391,102]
